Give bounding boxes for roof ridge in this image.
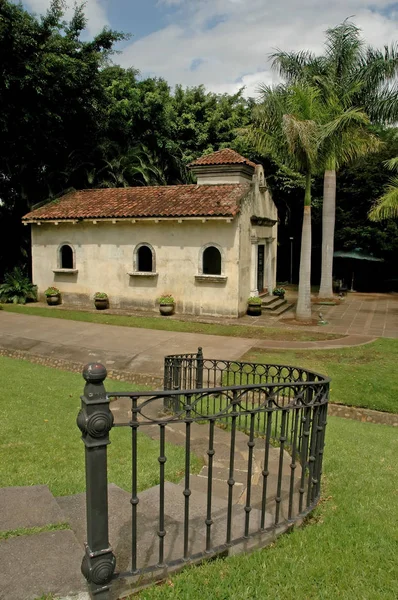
[189,148,257,168]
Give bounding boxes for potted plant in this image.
[94,292,109,310]
[247,296,262,316]
[157,294,175,316]
[44,286,61,306]
[273,287,286,300]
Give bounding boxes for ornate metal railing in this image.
[78,351,330,599]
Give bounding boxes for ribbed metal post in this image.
[196,347,204,389]
[157,424,167,567]
[226,391,238,545]
[183,394,192,560]
[77,363,116,600]
[130,395,139,574]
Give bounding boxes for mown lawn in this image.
[138,417,398,600]
[242,339,398,414]
[0,357,200,498]
[1,303,341,342]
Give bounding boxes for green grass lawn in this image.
[241,339,398,414]
[0,357,200,498]
[1,303,342,342]
[138,417,398,600]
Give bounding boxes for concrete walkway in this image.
[0,311,376,379]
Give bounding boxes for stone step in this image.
[260,295,281,307]
[270,302,295,316]
[262,297,286,310]
[0,529,85,600]
[56,481,273,588]
[0,485,66,533]
[179,473,245,504]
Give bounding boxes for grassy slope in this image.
[1,303,341,342]
[0,357,200,497]
[243,339,398,413]
[139,417,398,600]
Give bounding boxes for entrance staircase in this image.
[260,294,294,316]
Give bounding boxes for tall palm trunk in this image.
[319,168,337,298]
[296,172,312,321]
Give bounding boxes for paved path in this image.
[0,312,376,378]
[313,293,398,338]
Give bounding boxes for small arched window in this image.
[203,246,222,275]
[136,244,154,272]
[60,244,74,269]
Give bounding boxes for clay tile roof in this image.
[22,184,250,221]
[189,148,257,169]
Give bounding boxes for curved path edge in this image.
[252,334,376,351]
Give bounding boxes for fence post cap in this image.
[83,363,107,383]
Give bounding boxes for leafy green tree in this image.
[0,0,126,275]
[271,20,398,297]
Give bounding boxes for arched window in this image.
[135,243,155,272]
[59,244,74,269]
[203,246,222,275]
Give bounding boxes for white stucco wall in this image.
[237,165,278,313]
[31,219,241,317]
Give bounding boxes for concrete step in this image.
[180,473,245,504]
[56,482,272,579]
[260,295,281,307]
[262,297,286,311]
[0,485,66,532]
[270,302,295,316]
[0,529,85,600]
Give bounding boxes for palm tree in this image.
[249,83,322,320]
[98,146,166,188]
[271,20,398,298]
[369,157,398,221]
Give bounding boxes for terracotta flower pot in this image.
[46,294,60,306]
[159,303,174,316]
[94,298,109,310]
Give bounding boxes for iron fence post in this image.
[196,347,204,389]
[77,363,116,600]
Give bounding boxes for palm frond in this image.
[368,176,398,221]
[269,49,315,81]
[385,156,398,171]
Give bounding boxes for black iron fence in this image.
[78,350,330,599]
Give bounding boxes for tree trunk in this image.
[319,169,336,298]
[296,173,312,321]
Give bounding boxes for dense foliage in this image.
[0,1,396,290]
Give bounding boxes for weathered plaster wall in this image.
[31,219,241,317]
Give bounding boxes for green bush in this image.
[247,296,262,304]
[44,287,60,297]
[0,267,37,305]
[157,294,175,304]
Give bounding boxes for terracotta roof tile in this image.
[23,184,249,221]
[189,148,256,169]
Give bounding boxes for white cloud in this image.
[24,0,109,36]
[119,0,398,97]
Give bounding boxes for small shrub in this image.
[94,292,108,300]
[157,294,175,304]
[247,296,262,304]
[44,287,60,297]
[273,287,286,297]
[0,267,37,305]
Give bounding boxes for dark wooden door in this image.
[257,245,265,292]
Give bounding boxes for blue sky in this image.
[22,0,398,97]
